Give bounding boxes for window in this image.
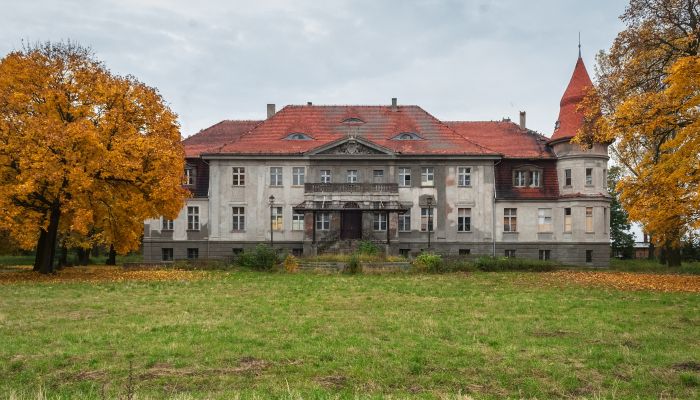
[458,167,471,187]
[232,167,245,186]
[585,168,593,185]
[187,206,199,230]
[539,249,551,261]
[421,167,434,186]
[565,169,572,186]
[459,249,471,256]
[585,207,594,233]
[320,170,331,183]
[285,132,312,140]
[420,207,434,231]
[399,248,410,257]
[187,248,199,260]
[504,208,517,232]
[564,208,572,233]
[514,170,527,187]
[505,249,516,258]
[292,248,303,256]
[457,208,471,232]
[514,168,541,187]
[292,167,305,186]
[373,213,387,231]
[162,248,173,261]
[398,168,411,186]
[232,248,243,255]
[271,207,283,231]
[270,167,283,186]
[232,207,245,231]
[393,132,422,140]
[398,212,411,232]
[162,218,174,231]
[342,117,364,124]
[347,170,358,183]
[292,213,305,231]
[538,208,552,232]
[530,170,541,187]
[184,167,194,185]
[586,250,593,263]
[316,212,330,230]
[373,169,384,183]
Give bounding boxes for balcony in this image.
[304,182,398,193]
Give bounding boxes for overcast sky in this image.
[1,0,627,137]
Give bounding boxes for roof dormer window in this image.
[284,133,313,140]
[342,117,364,124]
[392,132,422,140]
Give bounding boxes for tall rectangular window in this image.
[420,207,434,231]
[538,208,552,232]
[585,168,593,185]
[539,249,551,261]
[232,167,245,186]
[316,212,330,230]
[184,167,194,185]
[564,207,572,233]
[271,206,283,230]
[347,170,358,183]
[458,167,471,187]
[514,170,527,187]
[187,206,199,230]
[530,170,541,187]
[373,169,384,183]
[421,167,434,186]
[292,213,305,231]
[585,207,594,233]
[586,250,593,263]
[457,208,471,232]
[292,167,305,186]
[162,248,173,261]
[162,217,174,230]
[270,167,283,186]
[504,208,517,232]
[232,207,245,231]
[398,167,411,186]
[373,213,387,231]
[187,248,199,260]
[565,169,572,186]
[398,212,411,232]
[320,169,331,183]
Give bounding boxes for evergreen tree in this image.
[608,166,635,258]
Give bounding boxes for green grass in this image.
[610,258,700,274]
[0,271,699,399]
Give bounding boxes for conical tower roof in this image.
[550,56,593,142]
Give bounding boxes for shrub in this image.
[344,253,362,274]
[357,240,380,255]
[441,256,477,273]
[284,254,299,273]
[473,256,558,272]
[413,252,443,273]
[238,244,278,271]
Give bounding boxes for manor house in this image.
[143,55,611,266]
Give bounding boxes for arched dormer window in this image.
[392,132,423,140]
[284,132,313,140]
[342,117,365,124]
[512,165,543,188]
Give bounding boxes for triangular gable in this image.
[308,136,394,156]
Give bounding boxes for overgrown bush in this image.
[357,240,380,255]
[473,256,558,272]
[238,244,278,271]
[344,253,362,274]
[413,252,443,273]
[440,256,478,273]
[284,254,299,273]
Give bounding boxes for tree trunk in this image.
[106,244,117,265]
[77,248,90,266]
[58,245,68,268]
[659,246,667,265]
[36,206,60,274]
[666,247,682,267]
[647,234,655,260]
[33,229,47,271]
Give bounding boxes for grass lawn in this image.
[1,269,698,399]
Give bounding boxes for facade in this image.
[143,56,611,266]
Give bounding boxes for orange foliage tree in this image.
[0,41,187,273]
[575,0,700,266]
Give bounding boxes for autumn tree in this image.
[607,166,635,258]
[0,41,187,274]
[575,0,700,266]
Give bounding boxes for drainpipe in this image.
[492,159,501,257]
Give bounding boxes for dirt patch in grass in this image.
[0,266,206,285]
[315,374,348,389]
[673,361,700,372]
[530,329,575,337]
[140,357,269,379]
[543,270,700,293]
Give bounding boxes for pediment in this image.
[309,137,393,156]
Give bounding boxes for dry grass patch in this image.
[544,270,700,293]
[0,265,206,285]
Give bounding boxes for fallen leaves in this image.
[0,265,206,285]
[544,270,700,293]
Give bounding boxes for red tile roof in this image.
[550,57,593,142]
[217,105,495,156]
[446,121,554,159]
[182,120,262,157]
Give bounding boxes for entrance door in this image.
[341,211,362,239]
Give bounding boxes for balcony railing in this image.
[304,182,398,193]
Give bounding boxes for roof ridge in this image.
[419,110,499,155]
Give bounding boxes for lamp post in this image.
[269,195,275,247]
[426,196,433,249]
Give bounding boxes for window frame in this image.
[505,249,516,258]
[372,169,384,183]
[503,208,517,232]
[316,212,330,231]
[270,167,283,187]
[421,167,435,187]
[187,248,199,260]
[585,207,594,233]
[539,249,551,261]
[162,217,174,231]
[187,206,200,231]
[458,167,471,187]
[346,169,358,183]
[373,212,387,231]
[184,166,195,186]
[564,207,573,233]
[537,208,553,233]
[292,212,305,231]
[271,206,283,231]
[420,207,434,232]
[320,169,332,183]
[162,248,173,261]
[398,212,411,232]
[457,208,471,232]
[232,167,245,186]
[585,168,593,186]
[232,206,245,231]
[564,169,572,186]
[398,167,411,187]
[292,167,305,186]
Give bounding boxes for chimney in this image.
[307,101,312,106]
[391,97,398,111]
[267,103,276,119]
[519,111,526,129]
